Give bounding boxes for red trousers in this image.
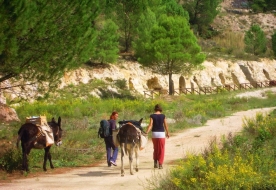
[152,138,165,164]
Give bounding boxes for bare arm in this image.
[145,118,153,134]
[164,118,169,138]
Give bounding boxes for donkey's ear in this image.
[51,117,55,122]
[58,116,61,124]
[139,118,143,124]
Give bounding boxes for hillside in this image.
[214,0,276,37]
[0,0,276,104]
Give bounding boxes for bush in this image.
[0,148,22,172]
[272,32,276,57]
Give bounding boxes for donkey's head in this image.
[118,118,143,129]
[117,118,143,144]
[48,117,62,146]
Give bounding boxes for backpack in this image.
[98,120,110,138]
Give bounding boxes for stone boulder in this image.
[0,103,20,123]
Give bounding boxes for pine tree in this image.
[134,0,189,62]
[105,0,147,53]
[244,24,267,55]
[138,15,205,95]
[183,0,222,38]
[0,0,102,92]
[91,19,119,64]
[133,8,158,61]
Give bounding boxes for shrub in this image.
[0,148,22,172]
[244,24,267,56]
[272,32,276,57]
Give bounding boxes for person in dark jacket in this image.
[145,104,169,169]
[104,111,119,167]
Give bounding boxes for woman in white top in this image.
[145,104,169,169]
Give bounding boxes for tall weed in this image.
[2,88,276,178]
[151,110,276,189]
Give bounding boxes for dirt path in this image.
[1,107,275,190]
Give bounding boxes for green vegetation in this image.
[147,110,276,189]
[105,0,147,52]
[1,88,276,181]
[0,0,101,89]
[183,0,222,38]
[136,15,205,95]
[272,32,276,58]
[1,0,275,96]
[1,0,276,187]
[244,24,267,56]
[90,19,119,64]
[251,0,276,12]
[210,31,245,58]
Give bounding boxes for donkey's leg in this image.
[21,145,28,172]
[129,146,134,175]
[47,146,54,169]
[22,144,31,172]
[43,146,51,171]
[23,153,30,172]
[120,144,125,177]
[135,146,139,172]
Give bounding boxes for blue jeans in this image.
[104,136,118,165]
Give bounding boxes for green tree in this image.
[244,24,267,56]
[250,0,276,12]
[272,32,276,57]
[105,0,147,53]
[133,8,158,61]
[183,0,222,38]
[134,0,189,63]
[266,0,276,10]
[251,0,267,12]
[138,15,205,95]
[155,0,189,18]
[0,0,101,93]
[90,19,119,64]
[106,0,187,53]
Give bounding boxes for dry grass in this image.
[213,31,244,50]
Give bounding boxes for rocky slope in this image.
[0,0,276,121]
[2,58,275,123]
[57,58,276,98]
[1,58,276,103]
[215,0,276,38]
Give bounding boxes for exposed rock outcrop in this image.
[0,103,20,123]
[58,59,276,96]
[1,59,276,101]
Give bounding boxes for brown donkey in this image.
[117,119,145,176]
[17,117,62,172]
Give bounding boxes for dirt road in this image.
[1,107,275,190]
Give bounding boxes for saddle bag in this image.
[25,115,48,126]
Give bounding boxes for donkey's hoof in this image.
[136,168,138,172]
[121,174,124,177]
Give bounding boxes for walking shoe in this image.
[154,160,158,168]
[110,160,117,166]
[159,164,163,169]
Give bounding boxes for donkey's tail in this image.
[16,135,21,148]
[16,128,23,148]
